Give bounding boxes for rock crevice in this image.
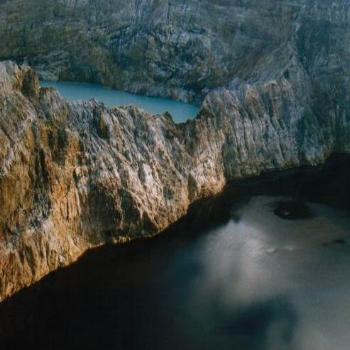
[0,0,350,301]
[0,58,349,301]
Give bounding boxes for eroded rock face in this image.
[0,61,224,301]
[0,60,349,301]
[1,0,349,105]
[0,0,350,301]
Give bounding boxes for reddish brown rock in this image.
[0,60,349,301]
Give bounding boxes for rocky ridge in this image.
[0,61,224,301]
[1,0,349,104]
[0,0,350,300]
[0,59,349,301]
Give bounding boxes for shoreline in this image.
[3,153,349,304]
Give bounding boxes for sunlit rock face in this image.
[0,0,350,300]
[0,59,349,301]
[0,61,226,301]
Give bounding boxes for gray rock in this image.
[0,0,350,301]
[0,60,349,301]
[0,0,349,107]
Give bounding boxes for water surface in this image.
[41,81,200,123]
[1,195,350,350]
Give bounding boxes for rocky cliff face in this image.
[0,58,349,301]
[0,61,224,301]
[1,0,350,104]
[0,0,350,301]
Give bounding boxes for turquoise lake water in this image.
[41,81,200,123]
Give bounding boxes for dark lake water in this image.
[41,81,200,123]
[1,192,350,350]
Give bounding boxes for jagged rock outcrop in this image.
[1,0,350,105]
[0,0,350,301]
[0,59,349,301]
[0,61,223,301]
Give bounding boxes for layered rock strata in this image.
[1,1,350,105]
[0,60,349,301]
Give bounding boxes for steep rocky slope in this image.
[0,0,350,301]
[0,59,349,301]
[0,61,224,301]
[1,0,349,104]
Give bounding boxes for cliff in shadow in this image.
[0,58,349,300]
[0,0,350,300]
